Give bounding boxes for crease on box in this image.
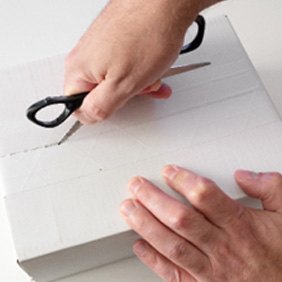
[222,15,282,120]
[0,54,75,157]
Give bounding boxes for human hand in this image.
[120,166,282,281]
[64,0,206,123]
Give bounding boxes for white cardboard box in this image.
[1,16,282,281]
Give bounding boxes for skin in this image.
[65,1,282,280]
[120,167,282,281]
[64,0,221,123]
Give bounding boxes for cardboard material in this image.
[0,56,75,157]
[1,16,282,281]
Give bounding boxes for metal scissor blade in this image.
[57,121,82,145]
[163,62,211,79]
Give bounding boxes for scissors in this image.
[27,15,208,129]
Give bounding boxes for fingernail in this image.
[163,165,179,181]
[128,177,143,195]
[133,241,147,256]
[236,170,258,181]
[120,200,137,216]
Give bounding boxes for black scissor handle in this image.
[26,92,88,128]
[180,15,205,54]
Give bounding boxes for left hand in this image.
[120,166,282,281]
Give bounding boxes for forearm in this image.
[106,0,222,34]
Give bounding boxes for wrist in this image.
[107,0,221,33]
[167,0,223,27]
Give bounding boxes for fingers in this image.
[74,79,132,124]
[163,165,244,229]
[141,80,162,93]
[235,170,282,212]
[120,199,211,278]
[133,240,195,282]
[65,74,172,123]
[141,83,172,99]
[128,176,222,254]
[78,81,172,123]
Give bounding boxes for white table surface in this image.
[0,0,281,281]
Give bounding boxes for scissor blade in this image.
[163,62,211,79]
[57,121,82,145]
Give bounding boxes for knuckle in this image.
[196,176,215,190]
[107,70,137,95]
[153,257,183,282]
[166,242,209,275]
[169,209,190,230]
[214,240,231,258]
[197,229,216,245]
[166,268,183,282]
[190,177,215,204]
[166,242,188,261]
[184,254,209,275]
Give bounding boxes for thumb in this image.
[235,170,282,212]
[64,71,130,123]
[77,79,132,124]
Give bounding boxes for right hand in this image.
[64,0,204,123]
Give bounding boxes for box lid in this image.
[1,15,282,281]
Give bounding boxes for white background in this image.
[0,0,281,281]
